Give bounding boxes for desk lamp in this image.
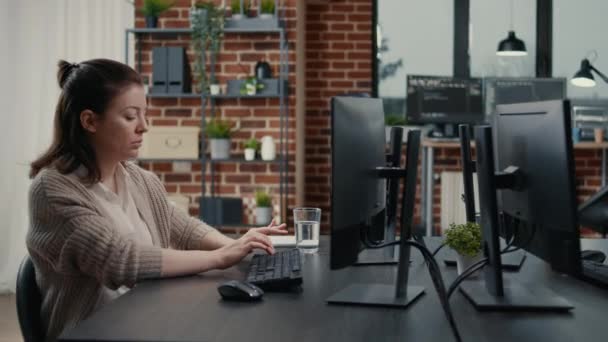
[571,58,608,88]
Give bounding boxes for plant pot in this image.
[260,136,276,160]
[209,138,231,159]
[456,253,482,276]
[255,207,272,225]
[145,16,158,28]
[245,83,257,95]
[231,13,243,20]
[244,148,256,161]
[259,13,273,19]
[209,84,221,95]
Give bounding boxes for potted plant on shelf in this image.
[240,76,265,95]
[230,0,250,20]
[209,75,221,95]
[205,118,234,159]
[191,1,225,94]
[243,138,260,161]
[444,222,483,276]
[255,190,272,225]
[141,0,173,28]
[259,0,275,19]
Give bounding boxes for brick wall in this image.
[133,0,297,232]
[305,0,373,232]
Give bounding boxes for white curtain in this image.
[0,0,134,294]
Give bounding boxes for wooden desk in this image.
[420,139,608,236]
[60,238,608,342]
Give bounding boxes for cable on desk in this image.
[361,238,462,342]
[431,242,447,257]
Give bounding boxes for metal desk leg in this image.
[602,149,606,187]
[421,146,434,237]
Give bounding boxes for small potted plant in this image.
[209,76,221,95]
[255,190,272,225]
[230,0,250,20]
[243,138,260,161]
[141,0,173,28]
[445,222,483,275]
[259,0,275,19]
[385,114,407,143]
[240,76,265,95]
[205,118,234,159]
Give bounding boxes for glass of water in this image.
[293,208,321,254]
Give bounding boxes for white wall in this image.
[378,0,453,98]
[553,0,608,99]
[470,0,536,78]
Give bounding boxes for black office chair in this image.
[16,255,45,342]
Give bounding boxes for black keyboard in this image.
[246,249,303,291]
[582,260,608,285]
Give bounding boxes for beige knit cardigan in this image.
[27,162,215,341]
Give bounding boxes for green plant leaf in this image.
[141,0,173,17]
[206,118,235,139]
[255,190,272,207]
[444,222,482,257]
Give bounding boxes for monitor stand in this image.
[462,126,574,312]
[327,130,425,307]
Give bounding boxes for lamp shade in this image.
[571,59,597,87]
[496,31,527,56]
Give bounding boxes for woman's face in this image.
[86,84,148,161]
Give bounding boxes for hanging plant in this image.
[191,2,225,93]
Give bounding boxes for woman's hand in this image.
[214,220,288,269]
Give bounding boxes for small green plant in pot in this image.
[191,1,225,93]
[243,138,260,161]
[206,119,235,159]
[445,222,482,275]
[141,0,173,28]
[240,76,265,95]
[255,190,272,225]
[230,0,250,19]
[259,0,275,19]
[384,114,410,143]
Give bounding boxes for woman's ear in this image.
[80,109,98,133]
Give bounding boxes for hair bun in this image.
[57,60,80,88]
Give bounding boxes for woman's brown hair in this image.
[30,59,143,183]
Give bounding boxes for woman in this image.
[27,58,287,341]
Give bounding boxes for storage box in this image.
[200,197,243,226]
[140,127,200,159]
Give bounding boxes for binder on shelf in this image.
[167,47,191,93]
[151,47,168,93]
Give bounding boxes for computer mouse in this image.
[581,250,606,263]
[217,280,264,301]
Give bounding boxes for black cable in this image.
[432,242,447,257]
[447,257,488,299]
[406,240,462,342]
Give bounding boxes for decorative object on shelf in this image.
[191,1,225,93]
[240,76,265,95]
[139,126,200,159]
[206,118,235,159]
[255,190,272,225]
[209,76,221,95]
[594,127,605,143]
[445,222,482,276]
[255,60,272,79]
[141,0,173,28]
[260,135,276,161]
[259,0,275,19]
[243,138,260,161]
[230,0,250,20]
[496,0,527,56]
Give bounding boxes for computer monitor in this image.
[459,100,580,311]
[328,96,424,307]
[406,75,484,137]
[483,77,567,117]
[578,186,608,238]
